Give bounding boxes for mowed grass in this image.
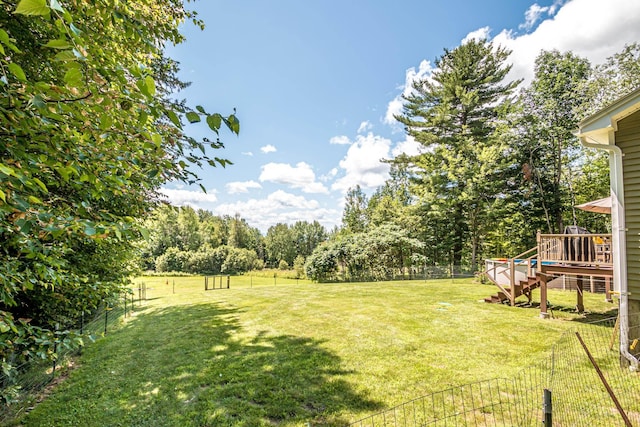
[15,276,617,426]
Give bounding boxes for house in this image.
[577,86,640,369]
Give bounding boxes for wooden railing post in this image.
[510,257,516,306]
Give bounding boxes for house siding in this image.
[617,111,640,301]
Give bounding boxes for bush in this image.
[293,255,306,278]
[278,259,289,270]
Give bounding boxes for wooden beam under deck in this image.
[540,264,613,278]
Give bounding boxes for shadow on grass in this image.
[22,303,381,427]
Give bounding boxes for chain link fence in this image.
[350,314,640,426]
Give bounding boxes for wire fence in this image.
[350,314,640,426]
[0,292,137,422]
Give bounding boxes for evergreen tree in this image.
[395,38,519,271]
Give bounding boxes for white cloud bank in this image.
[259,162,329,194]
[494,0,640,84]
[158,187,218,205]
[226,180,262,194]
[213,190,340,233]
[332,133,393,193]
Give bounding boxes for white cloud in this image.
[320,167,338,182]
[329,135,351,145]
[331,133,392,193]
[489,0,640,85]
[241,151,254,156]
[158,187,218,205]
[357,120,373,134]
[392,135,422,157]
[260,144,277,153]
[226,180,262,194]
[519,4,549,31]
[462,26,490,43]
[384,59,434,127]
[259,162,329,194]
[213,190,341,233]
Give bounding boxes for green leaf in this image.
[0,188,5,202]
[8,63,26,81]
[53,50,76,62]
[64,66,82,86]
[206,113,222,133]
[99,114,112,130]
[144,76,156,96]
[14,0,49,16]
[151,133,162,147]
[0,164,15,176]
[196,105,206,114]
[0,29,9,45]
[139,227,150,240]
[27,195,42,204]
[0,29,21,53]
[185,111,200,123]
[84,224,96,236]
[44,39,72,49]
[166,110,182,128]
[32,177,48,193]
[227,114,240,134]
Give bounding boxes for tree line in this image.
[140,205,328,275]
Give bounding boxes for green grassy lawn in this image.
[13,277,617,426]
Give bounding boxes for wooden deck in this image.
[484,232,613,317]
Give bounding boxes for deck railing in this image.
[483,232,613,307]
[537,232,612,266]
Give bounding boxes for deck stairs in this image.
[484,274,541,304]
[483,246,539,306]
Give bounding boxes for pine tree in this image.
[395,38,520,272]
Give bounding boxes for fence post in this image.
[104,307,109,335]
[52,323,59,379]
[543,389,552,426]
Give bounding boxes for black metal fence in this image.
[350,314,640,426]
[0,292,136,422]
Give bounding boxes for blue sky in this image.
[161,0,640,233]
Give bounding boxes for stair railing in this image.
[483,246,538,306]
[507,247,538,306]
